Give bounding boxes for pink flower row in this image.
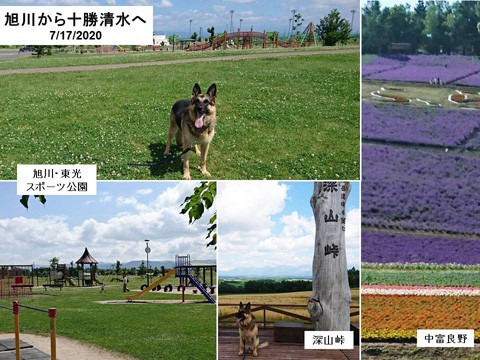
[362,285,480,297]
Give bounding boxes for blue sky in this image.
[218,181,360,277]
[0,0,360,35]
[0,181,216,265]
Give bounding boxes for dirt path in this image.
[0,49,357,76]
[0,333,136,360]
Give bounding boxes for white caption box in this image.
[17,164,97,195]
[0,6,153,45]
[304,331,354,350]
[417,330,474,348]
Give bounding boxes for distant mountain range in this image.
[36,259,215,270]
[219,265,312,278]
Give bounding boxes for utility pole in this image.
[350,10,356,30]
[291,9,296,38]
[189,19,193,37]
[239,18,243,32]
[229,10,234,33]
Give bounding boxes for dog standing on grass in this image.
[164,83,217,180]
[236,302,269,357]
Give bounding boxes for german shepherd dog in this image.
[236,302,269,357]
[164,83,217,180]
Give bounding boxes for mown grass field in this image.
[0,275,216,360]
[0,53,359,180]
[363,80,480,109]
[218,289,359,326]
[0,45,358,70]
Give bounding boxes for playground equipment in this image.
[125,254,216,304]
[76,247,99,286]
[125,269,176,300]
[188,23,319,52]
[188,28,276,51]
[0,265,34,298]
[0,301,57,360]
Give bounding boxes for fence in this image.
[0,301,57,360]
[219,303,360,343]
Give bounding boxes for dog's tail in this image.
[258,342,269,349]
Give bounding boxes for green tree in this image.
[190,32,198,41]
[180,181,217,249]
[31,45,52,58]
[138,261,146,277]
[207,26,215,45]
[49,257,59,270]
[115,260,122,276]
[292,12,305,42]
[316,9,351,46]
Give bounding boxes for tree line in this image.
[363,1,480,55]
[219,268,359,294]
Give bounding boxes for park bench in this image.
[43,284,63,291]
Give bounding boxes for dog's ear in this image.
[239,301,243,308]
[192,83,201,98]
[245,302,251,312]
[207,83,217,104]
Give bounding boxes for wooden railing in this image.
[219,303,359,327]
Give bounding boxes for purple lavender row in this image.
[365,65,480,83]
[362,144,480,235]
[363,54,480,83]
[456,72,480,87]
[362,102,480,147]
[362,231,480,265]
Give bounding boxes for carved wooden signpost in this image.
[308,181,351,331]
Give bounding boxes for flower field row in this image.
[363,262,480,271]
[362,144,480,235]
[363,55,480,84]
[362,285,480,296]
[362,295,480,342]
[362,267,480,287]
[362,231,480,264]
[362,102,480,147]
[456,72,480,87]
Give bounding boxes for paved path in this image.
[0,49,358,76]
[0,334,136,360]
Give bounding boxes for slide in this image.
[187,274,216,304]
[65,277,76,286]
[94,279,104,286]
[125,269,176,300]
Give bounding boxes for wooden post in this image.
[48,308,57,360]
[275,32,279,48]
[237,28,240,49]
[263,30,266,48]
[250,27,253,49]
[223,31,227,50]
[308,182,351,331]
[13,301,20,360]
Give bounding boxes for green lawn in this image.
[0,53,360,180]
[362,268,480,287]
[0,278,216,360]
[0,45,358,70]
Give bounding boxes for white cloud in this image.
[135,188,153,196]
[0,182,215,265]
[219,181,288,232]
[219,182,360,275]
[223,0,255,3]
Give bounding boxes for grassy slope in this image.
[0,45,359,70]
[0,53,360,180]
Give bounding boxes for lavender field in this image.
[362,231,480,265]
[362,144,480,235]
[456,72,480,87]
[362,102,480,147]
[363,55,480,84]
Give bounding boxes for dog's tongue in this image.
[195,114,205,129]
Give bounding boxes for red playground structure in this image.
[0,265,34,298]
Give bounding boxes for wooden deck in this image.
[219,327,359,360]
